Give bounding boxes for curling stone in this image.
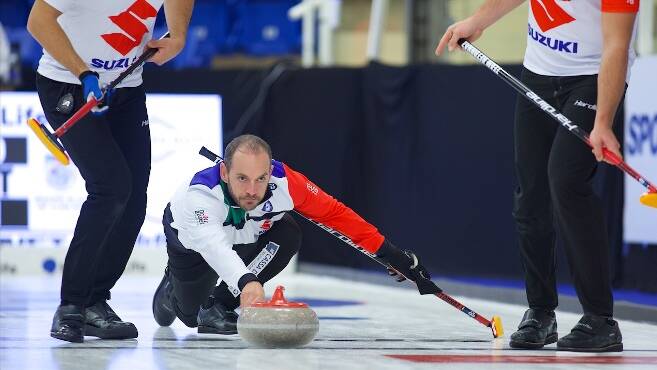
[237,286,319,348]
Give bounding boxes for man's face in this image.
[220,149,272,211]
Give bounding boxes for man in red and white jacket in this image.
[436,0,639,352]
[153,135,434,334]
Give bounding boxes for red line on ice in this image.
[385,355,657,364]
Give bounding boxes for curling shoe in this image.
[509,308,557,349]
[85,301,138,339]
[153,267,176,326]
[51,304,85,343]
[557,315,622,352]
[197,296,238,335]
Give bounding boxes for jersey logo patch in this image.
[262,200,273,212]
[101,0,158,56]
[528,24,578,53]
[260,219,272,232]
[194,209,209,225]
[56,93,74,114]
[530,0,576,32]
[306,182,319,195]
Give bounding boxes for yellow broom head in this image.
[639,192,657,208]
[491,315,504,338]
[27,118,70,166]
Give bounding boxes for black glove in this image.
[375,239,442,295]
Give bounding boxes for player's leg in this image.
[154,204,219,328]
[549,75,622,352]
[510,68,559,349]
[85,85,151,339]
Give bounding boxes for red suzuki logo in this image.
[101,0,157,55]
[530,0,575,32]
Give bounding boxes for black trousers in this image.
[163,206,301,327]
[36,74,151,306]
[513,68,623,317]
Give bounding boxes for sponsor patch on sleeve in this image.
[194,209,209,225]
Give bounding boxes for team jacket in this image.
[524,0,639,78]
[38,0,164,87]
[167,160,385,291]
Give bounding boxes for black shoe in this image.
[153,267,176,326]
[84,301,138,339]
[197,296,238,335]
[51,304,85,343]
[509,309,558,349]
[557,315,623,352]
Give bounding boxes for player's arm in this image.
[435,0,526,55]
[589,1,639,163]
[281,162,384,254]
[147,0,194,65]
[27,0,88,76]
[282,162,439,294]
[177,188,264,305]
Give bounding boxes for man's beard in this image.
[238,196,261,211]
[227,183,262,211]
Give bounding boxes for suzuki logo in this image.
[101,0,157,56]
[530,0,575,32]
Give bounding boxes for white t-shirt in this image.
[37,0,164,87]
[523,0,640,78]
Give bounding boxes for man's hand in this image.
[434,0,526,56]
[146,36,185,66]
[375,240,441,295]
[240,281,265,308]
[79,71,111,115]
[435,17,484,56]
[589,124,622,164]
